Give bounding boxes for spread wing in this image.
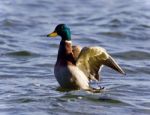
[76,47,125,81]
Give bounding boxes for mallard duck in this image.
[47,24,125,92]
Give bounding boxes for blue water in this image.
[0,0,150,115]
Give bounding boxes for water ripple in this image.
[113,51,150,60]
[0,0,150,115]
[3,50,40,57]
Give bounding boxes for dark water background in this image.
[0,0,150,115]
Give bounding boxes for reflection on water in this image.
[0,0,150,115]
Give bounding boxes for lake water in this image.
[0,0,150,115]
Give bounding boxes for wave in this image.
[3,50,40,57]
[113,51,150,60]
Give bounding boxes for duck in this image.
[47,24,125,92]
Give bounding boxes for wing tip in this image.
[104,56,126,76]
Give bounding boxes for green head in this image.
[47,24,71,41]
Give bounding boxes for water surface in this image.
[0,0,150,115]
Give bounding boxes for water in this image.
[0,0,150,115]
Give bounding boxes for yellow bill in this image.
[47,32,58,37]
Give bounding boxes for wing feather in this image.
[76,47,125,81]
